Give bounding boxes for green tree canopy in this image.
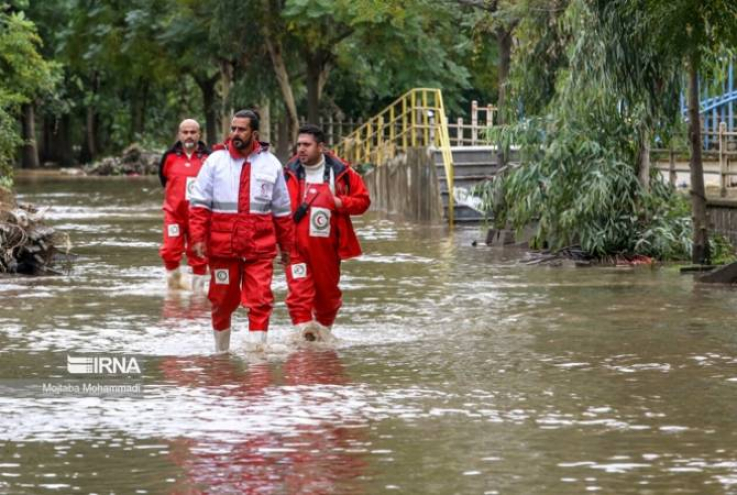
[0,7,58,186]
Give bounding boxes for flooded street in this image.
[2,175,737,494]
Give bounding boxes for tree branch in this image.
[451,0,499,13]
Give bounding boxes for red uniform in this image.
[284,153,370,327]
[189,141,293,332]
[159,141,210,275]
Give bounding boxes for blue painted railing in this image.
[681,61,736,148]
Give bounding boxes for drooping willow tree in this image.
[483,0,737,261]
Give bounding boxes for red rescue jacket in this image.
[159,141,210,220]
[284,152,370,260]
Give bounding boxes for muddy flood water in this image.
[1,174,737,494]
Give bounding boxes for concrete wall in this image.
[363,148,444,224]
[707,199,737,244]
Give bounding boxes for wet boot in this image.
[293,321,322,342]
[313,322,335,343]
[191,274,208,294]
[213,328,231,354]
[244,330,267,352]
[289,322,309,344]
[166,267,182,290]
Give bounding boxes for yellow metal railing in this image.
[335,88,456,226]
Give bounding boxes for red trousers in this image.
[160,211,207,275]
[208,256,275,331]
[286,236,342,328]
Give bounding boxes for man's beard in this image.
[183,140,195,150]
[232,137,251,150]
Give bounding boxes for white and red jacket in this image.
[189,141,293,259]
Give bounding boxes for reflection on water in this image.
[1,175,737,494]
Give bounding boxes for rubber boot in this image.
[166,267,182,290]
[292,321,323,343]
[302,321,320,342]
[244,330,267,352]
[213,328,231,354]
[191,274,208,294]
[312,322,335,343]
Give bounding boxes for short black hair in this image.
[298,123,325,144]
[233,109,260,131]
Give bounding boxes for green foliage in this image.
[0,105,21,184]
[485,112,692,259]
[0,8,59,183]
[321,0,474,116]
[709,234,737,266]
[484,0,696,260]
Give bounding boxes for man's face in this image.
[230,117,254,151]
[296,133,323,166]
[178,121,200,150]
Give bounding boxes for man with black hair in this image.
[159,118,210,292]
[284,124,370,341]
[189,110,294,353]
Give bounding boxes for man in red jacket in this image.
[189,110,294,353]
[159,119,210,292]
[284,124,370,342]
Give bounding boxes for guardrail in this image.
[653,123,737,196]
[334,88,457,225]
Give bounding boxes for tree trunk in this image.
[38,112,46,162]
[259,100,271,143]
[57,114,74,166]
[306,53,331,124]
[84,73,100,162]
[219,60,234,137]
[40,114,72,166]
[20,103,39,169]
[276,114,290,161]
[638,128,651,192]
[493,25,514,223]
[306,61,321,125]
[85,105,98,161]
[687,54,710,265]
[197,75,219,146]
[130,79,148,141]
[263,36,298,142]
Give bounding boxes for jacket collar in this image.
[225,139,262,160]
[172,140,209,157]
[287,152,346,180]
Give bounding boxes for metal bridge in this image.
[683,61,737,149]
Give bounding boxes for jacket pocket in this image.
[252,216,276,255]
[253,172,276,202]
[209,230,234,258]
[209,216,235,258]
[231,217,254,257]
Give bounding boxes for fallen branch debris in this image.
[83,143,161,176]
[0,187,72,276]
[522,245,653,267]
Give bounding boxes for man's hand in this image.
[279,250,291,266]
[333,195,343,209]
[192,242,206,259]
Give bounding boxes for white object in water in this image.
[213,328,231,354]
[244,330,267,352]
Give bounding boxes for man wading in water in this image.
[188,110,294,353]
[283,124,370,342]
